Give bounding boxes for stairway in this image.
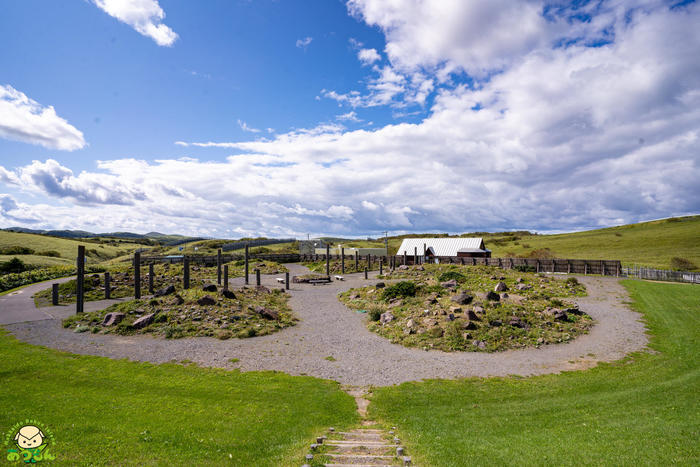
[302,423,411,467]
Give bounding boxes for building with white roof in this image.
[396,237,491,258]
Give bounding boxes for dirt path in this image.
[1,265,648,386]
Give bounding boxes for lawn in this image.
[369,280,699,465]
[0,331,357,465]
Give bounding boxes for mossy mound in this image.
[62,286,296,339]
[339,265,591,352]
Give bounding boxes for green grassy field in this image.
[0,331,357,465]
[337,215,700,270]
[369,280,699,465]
[0,231,144,267]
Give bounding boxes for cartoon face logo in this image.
[14,426,44,450]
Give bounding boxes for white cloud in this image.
[358,48,381,65]
[0,85,86,151]
[93,0,178,46]
[336,111,362,122]
[237,119,261,133]
[2,2,699,237]
[296,36,313,49]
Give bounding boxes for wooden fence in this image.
[622,266,700,284]
[140,253,623,277]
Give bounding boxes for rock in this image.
[516,284,532,291]
[154,285,176,297]
[388,300,403,309]
[486,291,500,301]
[448,313,456,321]
[256,286,271,294]
[449,306,462,313]
[367,289,375,295]
[428,327,444,337]
[472,340,487,350]
[464,308,480,321]
[462,332,472,340]
[349,293,360,300]
[537,337,544,344]
[398,265,409,270]
[202,284,217,292]
[102,312,125,326]
[566,307,583,315]
[422,318,438,327]
[508,316,527,329]
[91,275,101,286]
[500,293,509,300]
[441,279,458,288]
[197,296,217,306]
[132,313,155,329]
[451,292,473,305]
[375,282,386,289]
[473,305,485,314]
[415,265,425,271]
[489,319,503,327]
[172,294,185,305]
[517,277,524,283]
[458,319,477,330]
[254,306,279,320]
[380,312,395,325]
[544,307,569,321]
[494,281,508,292]
[222,289,236,300]
[406,319,416,329]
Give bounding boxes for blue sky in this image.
[0,0,698,238]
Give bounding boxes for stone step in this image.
[324,464,396,467]
[336,432,385,441]
[327,453,397,465]
[325,443,397,455]
[326,440,394,447]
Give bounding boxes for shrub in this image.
[163,325,183,339]
[437,271,466,283]
[0,257,29,274]
[527,248,554,259]
[382,281,417,301]
[670,257,697,271]
[214,329,233,340]
[0,246,34,255]
[514,265,536,273]
[36,250,61,257]
[234,259,245,266]
[368,306,383,321]
[565,277,579,286]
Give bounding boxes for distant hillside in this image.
[327,216,700,270]
[0,230,147,267]
[1,227,204,246]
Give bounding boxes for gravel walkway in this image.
[1,264,648,386]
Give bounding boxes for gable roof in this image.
[396,238,488,256]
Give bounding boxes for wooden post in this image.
[52,283,59,306]
[184,256,190,289]
[403,251,407,266]
[584,262,588,275]
[341,247,345,274]
[601,260,604,276]
[285,271,289,290]
[414,247,417,266]
[148,263,154,294]
[255,268,261,286]
[223,265,229,291]
[134,252,141,299]
[217,248,222,285]
[472,257,476,266]
[536,260,540,273]
[76,245,85,314]
[367,254,371,270]
[104,272,111,299]
[326,244,330,276]
[380,257,383,275]
[616,262,620,277]
[244,244,249,285]
[364,267,368,279]
[355,251,359,271]
[423,243,426,264]
[567,261,571,274]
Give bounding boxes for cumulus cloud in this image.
[358,48,381,65]
[3,1,699,236]
[296,36,313,49]
[237,119,261,133]
[0,85,86,151]
[93,0,178,46]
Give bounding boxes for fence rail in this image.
[622,267,700,284]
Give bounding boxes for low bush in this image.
[0,257,30,274]
[565,277,579,286]
[437,271,466,283]
[36,250,61,257]
[0,246,35,255]
[670,257,697,271]
[382,281,417,301]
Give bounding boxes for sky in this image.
[0,0,698,238]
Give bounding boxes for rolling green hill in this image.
[327,216,700,270]
[0,231,145,267]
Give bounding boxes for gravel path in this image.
[1,264,648,386]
